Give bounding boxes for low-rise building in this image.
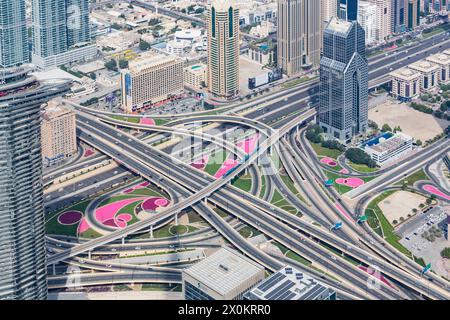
[408,60,440,91]
[247,44,274,66]
[32,44,98,70]
[41,100,77,165]
[120,52,184,113]
[390,67,421,100]
[245,266,336,300]
[184,64,207,89]
[362,132,413,166]
[182,247,265,300]
[426,53,450,84]
[166,39,191,56]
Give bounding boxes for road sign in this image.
[422,263,432,274]
[330,222,343,231]
[358,215,368,223]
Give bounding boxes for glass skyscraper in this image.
[0,67,70,299]
[318,17,368,142]
[32,0,91,58]
[338,0,358,21]
[0,0,28,68]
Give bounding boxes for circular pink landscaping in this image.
[58,211,83,225]
[335,177,365,188]
[320,157,338,167]
[142,197,170,211]
[339,168,350,174]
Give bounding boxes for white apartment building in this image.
[363,132,414,166]
[184,64,207,89]
[367,0,391,42]
[358,1,378,44]
[121,52,184,113]
[390,67,421,99]
[41,100,77,165]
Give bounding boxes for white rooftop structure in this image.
[408,60,440,73]
[390,67,421,81]
[183,247,265,299]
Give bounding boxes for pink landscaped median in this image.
[191,155,209,170]
[335,177,365,188]
[214,158,239,179]
[320,157,338,167]
[140,118,156,126]
[423,185,450,201]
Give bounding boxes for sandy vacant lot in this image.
[379,191,426,224]
[369,101,449,141]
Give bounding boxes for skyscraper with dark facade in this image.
[338,0,358,21]
[318,17,368,142]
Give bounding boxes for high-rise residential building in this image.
[0,0,28,68]
[338,0,359,20]
[31,0,96,69]
[206,0,240,99]
[41,100,78,165]
[358,1,378,44]
[391,0,407,33]
[318,17,368,142]
[120,52,184,113]
[0,67,70,300]
[277,0,322,76]
[367,0,391,42]
[322,0,338,25]
[182,247,265,300]
[66,0,91,47]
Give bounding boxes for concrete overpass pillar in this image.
[52,264,56,276]
[204,197,208,205]
[88,250,91,260]
[150,225,154,239]
[175,213,178,226]
[122,237,125,245]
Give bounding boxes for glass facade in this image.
[0,71,70,300]
[0,0,28,67]
[319,18,368,142]
[338,0,358,21]
[184,282,215,300]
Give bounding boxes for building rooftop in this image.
[390,67,421,81]
[127,52,181,73]
[42,100,73,121]
[326,17,353,35]
[365,132,413,154]
[183,247,265,296]
[426,53,450,65]
[409,60,440,73]
[247,266,333,300]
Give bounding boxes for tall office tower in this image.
[206,0,240,100]
[0,0,28,68]
[32,0,68,58]
[322,0,338,25]
[367,0,391,41]
[358,1,378,44]
[406,0,420,29]
[391,0,407,33]
[338,0,359,20]
[318,17,368,142]
[277,0,322,76]
[66,0,91,47]
[31,0,95,69]
[0,67,70,300]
